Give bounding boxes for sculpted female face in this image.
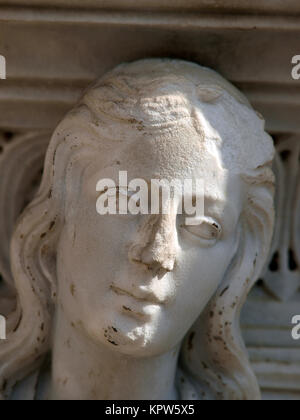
[0,60,275,401]
[56,108,246,358]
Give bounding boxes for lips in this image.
[110,284,167,305]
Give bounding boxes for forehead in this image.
[86,121,238,206]
[96,123,222,181]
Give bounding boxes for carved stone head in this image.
[0,59,275,400]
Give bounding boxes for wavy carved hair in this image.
[0,59,275,400]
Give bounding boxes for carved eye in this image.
[182,217,222,242]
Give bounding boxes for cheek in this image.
[56,214,134,315]
[173,242,235,322]
[56,222,108,317]
[56,224,119,344]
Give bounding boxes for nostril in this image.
[129,247,175,274]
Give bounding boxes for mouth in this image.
[110,284,166,305]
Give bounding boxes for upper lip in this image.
[110,284,166,305]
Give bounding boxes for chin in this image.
[99,317,174,357]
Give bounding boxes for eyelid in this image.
[186,216,221,228]
[182,216,223,241]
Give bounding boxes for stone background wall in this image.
[0,0,299,399]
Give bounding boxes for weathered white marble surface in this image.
[0,59,275,400]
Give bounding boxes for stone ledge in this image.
[0,0,300,15]
[1,7,300,31]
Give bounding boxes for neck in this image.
[50,306,180,400]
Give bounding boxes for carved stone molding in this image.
[1,3,300,133]
[242,135,300,400]
[264,136,300,301]
[1,0,300,14]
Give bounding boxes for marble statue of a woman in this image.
[0,59,275,400]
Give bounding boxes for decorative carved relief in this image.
[263,136,300,301]
[242,134,300,400]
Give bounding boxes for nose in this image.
[128,213,178,273]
